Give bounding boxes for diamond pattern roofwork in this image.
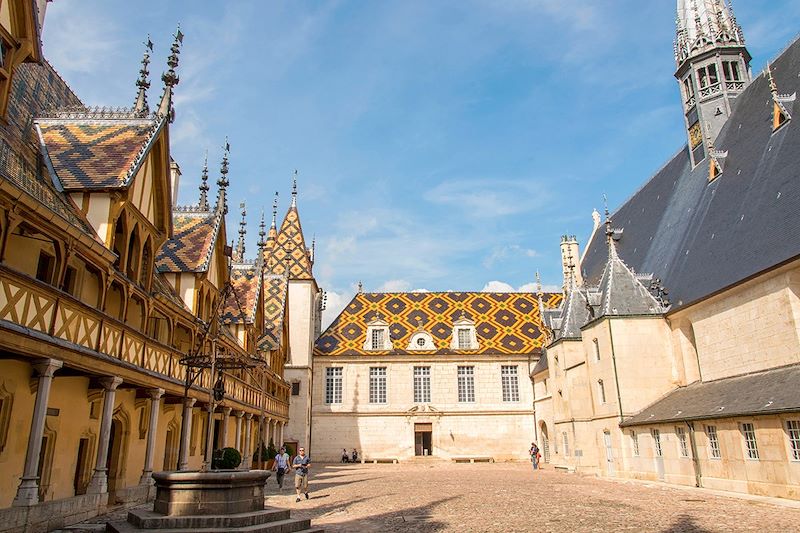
[156,210,222,272]
[314,291,562,357]
[38,118,161,190]
[222,264,260,324]
[259,274,288,351]
[265,206,313,280]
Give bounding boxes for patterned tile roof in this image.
[259,274,289,351]
[265,206,313,280]
[315,291,563,357]
[156,210,222,273]
[222,264,260,324]
[37,117,161,190]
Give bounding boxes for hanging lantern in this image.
[213,372,225,402]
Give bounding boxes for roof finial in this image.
[767,62,778,95]
[310,234,316,263]
[157,25,184,121]
[357,280,363,293]
[198,149,209,210]
[535,270,542,296]
[133,36,153,115]
[603,194,618,259]
[216,137,230,215]
[271,191,278,229]
[235,201,247,261]
[257,208,266,251]
[291,169,298,208]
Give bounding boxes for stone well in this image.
[151,470,269,516]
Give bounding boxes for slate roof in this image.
[551,284,590,340]
[581,36,800,311]
[265,206,313,280]
[156,210,222,273]
[38,117,162,190]
[222,263,261,324]
[620,364,800,426]
[531,354,548,375]
[259,274,289,351]
[315,291,562,357]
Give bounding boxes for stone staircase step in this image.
[126,508,290,529]
[108,517,313,533]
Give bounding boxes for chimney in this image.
[169,160,181,206]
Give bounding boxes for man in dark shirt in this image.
[292,446,312,502]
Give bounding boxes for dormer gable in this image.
[406,319,436,350]
[363,315,392,351]
[450,311,479,351]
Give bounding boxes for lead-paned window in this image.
[652,429,663,457]
[325,367,343,404]
[741,422,759,460]
[413,366,431,403]
[457,328,471,349]
[676,426,689,457]
[630,430,639,457]
[501,365,519,402]
[786,420,800,461]
[371,329,385,350]
[457,366,475,403]
[706,425,721,459]
[369,367,387,404]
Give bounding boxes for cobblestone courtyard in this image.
[262,462,800,532]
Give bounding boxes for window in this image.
[371,329,385,350]
[593,338,600,361]
[683,77,695,102]
[369,367,387,404]
[630,430,639,457]
[652,429,663,457]
[413,366,431,403]
[36,251,55,284]
[597,379,606,404]
[562,432,570,456]
[741,422,759,460]
[501,366,519,402]
[457,328,471,349]
[457,366,475,403]
[325,367,343,404]
[543,379,548,394]
[62,266,78,295]
[416,337,425,347]
[786,420,800,461]
[722,60,741,82]
[697,63,718,89]
[291,382,300,396]
[676,426,689,457]
[706,425,721,459]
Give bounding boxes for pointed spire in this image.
[236,202,247,261]
[257,209,266,251]
[157,25,184,121]
[357,280,363,294]
[216,138,230,215]
[767,62,778,95]
[133,36,153,115]
[291,169,298,208]
[198,150,209,210]
[310,234,316,263]
[603,194,618,260]
[271,191,278,229]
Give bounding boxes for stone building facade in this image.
[311,291,561,462]
[532,0,800,502]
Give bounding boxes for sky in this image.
[43,0,800,327]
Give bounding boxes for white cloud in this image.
[377,279,412,292]
[321,285,356,330]
[481,280,561,293]
[482,280,515,292]
[43,2,121,74]
[483,244,538,268]
[425,179,550,218]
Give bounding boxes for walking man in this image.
[273,446,290,490]
[529,442,540,470]
[292,446,312,502]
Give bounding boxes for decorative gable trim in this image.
[363,316,392,351]
[450,312,479,350]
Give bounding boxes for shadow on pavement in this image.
[660,514,713,533]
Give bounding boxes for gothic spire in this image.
[603,195,618,260]
[236,202,246,261]
[271,191,278,229]
[198,150,209,210]
[675,0,746,66]
[257,209,266,251]
[291,169,298,208]
[157,25,184,121]
[216,138,230,215]
[133,36,153,115]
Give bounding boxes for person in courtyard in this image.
[351,448,358,463]
[273,446,290,489]
[341,448,349,463]
[293,446,312,502]
[529,443,540,470]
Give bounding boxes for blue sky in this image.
[43,0,799,325]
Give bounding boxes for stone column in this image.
[242,413,253,469]
[234,411,243,451]
[278,421,284,448]
[220,407,231,449]
[86,376,123,494]
[178,398,196,471]
[139,388,164,485]
[13,359,63,506]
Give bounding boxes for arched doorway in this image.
[107,409,130,497]
[539,422,550,464]
[163,416,180,471]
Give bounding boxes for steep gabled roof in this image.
[156,208,223,273]
[222,263,261,324]
[37,113,164,190]
[581,36,800,310]
[315,291,562,357]
[551,285,590,340]
[266,206,313,280]
[259,274,289,351]
[596,242,664,316]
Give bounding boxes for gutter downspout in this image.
[687,421,703,487]
[608,319,624,423]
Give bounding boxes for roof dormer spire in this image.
[157,25,183,122]
[133,36,153,115]
[216,138,230,215]
[291,169,298,208]
[236,201,246,261]
[198,150,209,210]
[271,191,278,229]
[257,209,266,251]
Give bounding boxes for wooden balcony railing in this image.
[0,264,288,418]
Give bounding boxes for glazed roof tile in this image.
[265,206,313,280]
[222,264,260,324]
[259,274,289,351]
[156,210,222,273]
[315,291,562,357]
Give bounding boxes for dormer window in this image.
[450,311,479,351]
[407,318,436,350]
[363,315,392,351]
